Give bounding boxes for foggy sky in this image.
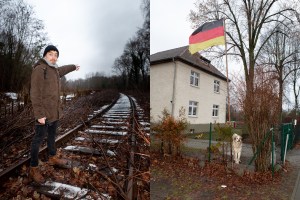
[26,0,144,80]
[150,0,194,54]
[150,0,243,76]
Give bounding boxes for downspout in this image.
[171,57,177,117]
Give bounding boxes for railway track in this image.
[0,93,150,199]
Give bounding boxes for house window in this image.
[212,104,219,117]
[189,101,198,116]
[190,71,199,86]
[214,80,220,93]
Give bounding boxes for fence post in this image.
[288,125,291,149]
[283,134,289,165]
[280,123,294,162]
[271,128,274,178]
[248,128,273,166]
[281,124,285,161]
[208,122,212,162]
[289,124,294,149]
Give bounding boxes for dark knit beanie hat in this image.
[43,45,59,57]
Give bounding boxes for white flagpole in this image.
[223,18,231,123]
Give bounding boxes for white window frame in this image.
[190,71,199,87]
[214,80,220,93]
[188,101,198,117]
[212,104,219,117]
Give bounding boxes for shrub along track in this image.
[0,92,150,199]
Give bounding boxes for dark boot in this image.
[29,166,45,184]
[48,155,68,166]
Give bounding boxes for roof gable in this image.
[150,46,227,81]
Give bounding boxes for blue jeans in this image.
[30,121,58,167]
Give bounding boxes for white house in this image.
[150,46,228,132]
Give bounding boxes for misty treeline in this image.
[67,0,150,92]
[189,0,300,172]
[60,72,121,93]
[112,0,150,91]
[0,0,47,95]
[61,0,150,92]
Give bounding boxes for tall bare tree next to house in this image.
[189,0,300,171]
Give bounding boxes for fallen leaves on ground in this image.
[151,151,296,200]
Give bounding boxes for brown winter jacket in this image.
[30,59,76,122]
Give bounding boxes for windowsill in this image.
[212,116,219,118]
[188,115,198,118]
[190,84,199,88]
[214,91,220,94]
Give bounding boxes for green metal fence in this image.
[281,123,295,162]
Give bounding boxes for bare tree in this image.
[189,0,297,171]
[291,65,300,115]
[289,48,300,116]
[0,0,47,94]
[236,67,280,171]
[258,23,300,123]
[112,0,149,91]
[113,53,132,89]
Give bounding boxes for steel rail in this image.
[126,95,137,200]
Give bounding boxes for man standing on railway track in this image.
[29,45,80,183]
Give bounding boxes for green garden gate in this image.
[281,123,295,161]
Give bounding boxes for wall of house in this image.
[150,61,227,125]
[173,61,227,124]
[150,63,175,122]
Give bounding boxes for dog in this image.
[232,133,242,164]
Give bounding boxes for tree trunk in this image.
[244,58,273,172]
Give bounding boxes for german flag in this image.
[189,19,225,54]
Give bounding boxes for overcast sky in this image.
[150,0,298,109]
[151,0,245,77]
[150,0,195,55]
[25,0,144,80]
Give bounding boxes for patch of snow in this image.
[91,125,128,130]
[75,137,86,141]
[44,181,88,199]
[85,129,127,136]
[103,115,128,119]
[107,150,116,157]
[5,92,17,100]
[64,146,100,155]
[139,122,150,126]
[91,125,114,129]
[111,167,118,173]
[88,163,98,171]
[98,139,119,144]
[101,121,127,125]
